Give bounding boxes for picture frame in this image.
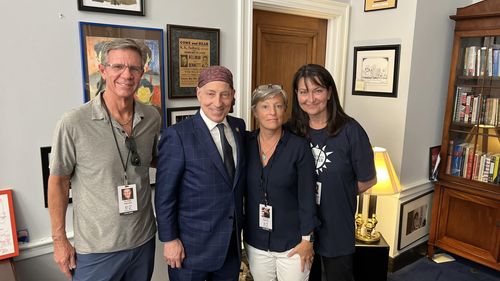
[79,22,166,125]
[398,191,433,250]
[429,145,441,181]
[352,44,400,98]
[0,189,19,260]
[77,0,145,16]
[166,106,199,126]
[167,24,220,98]
[41,147,72,208]
[364,0,397,12]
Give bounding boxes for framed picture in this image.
[429,145,441,181]
[41,147,72,208]
[398,191,433,250]
[352,44,400,98]
[365,0,397,12]
[0,189,19,260]
[166,106,199,126]
[167,25,220,98]
[79,22,165,124]
[77,0,145,16]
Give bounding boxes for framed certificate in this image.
[0,190,19,260]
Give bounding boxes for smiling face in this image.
[296,77,331,121]
[254,95,286,131]
[197,81,234,123]
[99,48,143,100]
[123,188,132,200]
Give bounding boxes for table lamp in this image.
[355,147,401,243]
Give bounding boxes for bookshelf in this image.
[428,0,500,271]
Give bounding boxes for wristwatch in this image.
[302,234,315,243]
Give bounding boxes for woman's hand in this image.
[287,239,314,272]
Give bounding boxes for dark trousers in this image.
[73,237,155,281]
[309,253,354,281]
[168,233,240,281]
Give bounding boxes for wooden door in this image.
[252,10,327,127]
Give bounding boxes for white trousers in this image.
[245,243,310,281]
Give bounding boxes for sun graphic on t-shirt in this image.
[311,144,332,174]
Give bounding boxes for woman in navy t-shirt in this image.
[288,64,377,281]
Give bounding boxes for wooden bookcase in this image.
[428,0,500,271]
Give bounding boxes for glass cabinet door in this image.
[446,36,500,184]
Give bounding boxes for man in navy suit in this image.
[155,66,246,281]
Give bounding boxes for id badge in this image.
[117,184,138,215]
[259,204,273,231]
[315,181,322,205]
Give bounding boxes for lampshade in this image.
[366,147,401,195]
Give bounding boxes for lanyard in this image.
[101,95,135,185]
[257,131,282,205]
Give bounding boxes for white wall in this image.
[344,0,418,177]
[343,0,473,257]
[1,0,237,280]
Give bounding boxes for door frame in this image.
[236,0,350,127]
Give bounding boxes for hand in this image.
[52,237,76,279]
[287,239,314,272]
[163,239,185,268]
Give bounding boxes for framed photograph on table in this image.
[77,0,145,16]
[167,25,220,98]
[166,106,199,126]
[79,22,165,124]
[352,44,400,98]
[364,0,397,12]
[398,191,433,250]
[0,189,19,260]
[40,147,72,208]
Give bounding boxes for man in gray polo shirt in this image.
[48,38,161,281]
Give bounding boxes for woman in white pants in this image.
[244,84,319,281]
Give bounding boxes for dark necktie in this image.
[217,123,235,181]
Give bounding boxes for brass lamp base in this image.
[355,230,381,243]
[355,213,381,244]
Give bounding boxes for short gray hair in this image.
[101,38,148,67]
[251,84,288,111]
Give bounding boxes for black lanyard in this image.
[101,94,135,185]
[257,132,282,206]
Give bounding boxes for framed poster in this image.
[79,22,165,124]
[398,191,433,250]
[352,44,400,98]
[167,25,220,98]
[166,107,199,126]
[365,0,397,12]
[41,147,72,208]
[77,0,145,16]
[0,189,19,260]
[429,145,441,181]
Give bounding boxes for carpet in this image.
[388,255,500,281]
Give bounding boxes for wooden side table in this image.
[353,235,389,281]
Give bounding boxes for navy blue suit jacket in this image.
[155,112,246,271]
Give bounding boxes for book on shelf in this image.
[445,140,454,175]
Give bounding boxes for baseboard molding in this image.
[388,241,428,272]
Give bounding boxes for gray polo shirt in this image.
[50,92,161,253]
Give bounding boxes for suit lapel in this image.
[193,113,232,186]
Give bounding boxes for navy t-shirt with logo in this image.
[309,119,375,257]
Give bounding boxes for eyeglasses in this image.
[125,137,141,166]
[104,63,144,75]
[258,84,283,90]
